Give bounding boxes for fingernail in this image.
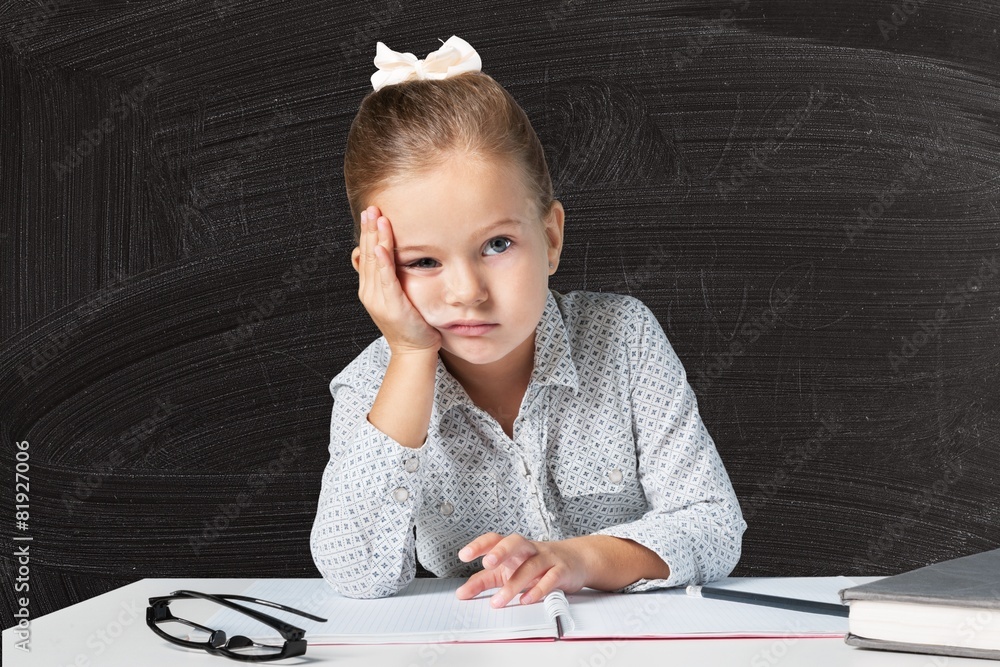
[483,554,497,568]
[458,547,471,560]
[521,592,533,605]
[491,594,503,608]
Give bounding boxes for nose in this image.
[444,260,487,306]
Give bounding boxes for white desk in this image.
[3,578,984,666]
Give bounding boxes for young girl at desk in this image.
[311,35,746,609]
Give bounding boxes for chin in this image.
[441,340,509,366]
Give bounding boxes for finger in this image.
[483,534,534,571]
[373,216,396,285]
[493,558,551,608]
[359,210,375,298]
[356,211,366,288]
[365,210,380,278]
[455,568,504,600]
[376,215,396,270]
[523,573,543,592]
[519,567,563,606]
[458,532,504,563]
[365,211,385,306]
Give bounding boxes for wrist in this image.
[574,534,671,592]
[389,344,440,359]
[572,534,612,590]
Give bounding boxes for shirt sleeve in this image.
[309,378,429,599]
[594,299,747,592]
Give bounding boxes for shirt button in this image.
[392,487,409,502]
[439,502,454,516]
[404,457,419,472]
[608,468,623,484]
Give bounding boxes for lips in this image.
[443,320,495,328]
[443,321,498,336]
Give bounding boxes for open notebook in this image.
[201,577,854,644]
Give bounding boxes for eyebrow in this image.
[394,218,523,254]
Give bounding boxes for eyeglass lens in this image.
[154,597,287,658]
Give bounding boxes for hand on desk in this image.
[455,532,589,608]
[455,532,673,608]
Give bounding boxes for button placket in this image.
[514,451,550,538]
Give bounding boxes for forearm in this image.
[313,372,435,597]
[593,495,745,590]
[573,534,671,592]
[311,420,425,597]
[311,488,417,598]
[367,348,438,448]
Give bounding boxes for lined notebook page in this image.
[562,577,854,639]
[202,578,559,644]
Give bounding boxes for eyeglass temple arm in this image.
[194,592,327,622]
[151,590,326,640]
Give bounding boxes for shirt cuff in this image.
[593,523,691,592]
[337,415,429,507]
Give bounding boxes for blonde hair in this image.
[343,71,555,247]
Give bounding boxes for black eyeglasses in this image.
[146,589,327,662]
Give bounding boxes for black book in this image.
[839,548,1000,661]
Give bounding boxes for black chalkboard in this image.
[2,0,998,626]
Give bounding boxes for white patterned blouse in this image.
[311,288,746,598]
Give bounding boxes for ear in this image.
[351,245,361,274]
[545,201,565,272]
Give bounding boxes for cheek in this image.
[396,273,425,304]
[396,271,413,293]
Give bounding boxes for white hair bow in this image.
[371,35,482,91]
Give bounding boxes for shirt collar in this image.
[430,288,581,423]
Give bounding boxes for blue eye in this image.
[485,237,512,255]
[404,237,514,269]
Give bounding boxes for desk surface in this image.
[3,577,986,667]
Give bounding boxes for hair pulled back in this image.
[343,71,554,246]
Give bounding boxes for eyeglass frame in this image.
[146,589,328,662]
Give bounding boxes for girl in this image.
[311,35,746,608]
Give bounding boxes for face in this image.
[364,155,563,384]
